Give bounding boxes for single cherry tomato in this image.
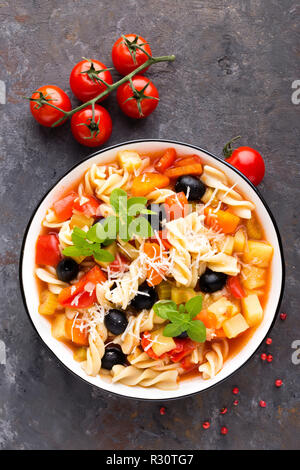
[53,191,78,222]
[69,59,113,103]
[117,75,159,119]
[29,85,72,127]
[36,234,61,266]
[112,34,152,76]
[223,137,265,186]
[73,195,100,217]
[71,104,112,147]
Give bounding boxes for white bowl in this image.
[20,139,285,400]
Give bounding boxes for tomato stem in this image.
[49,54,175,127]
[223,135,241,159]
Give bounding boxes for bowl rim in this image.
[19,138,285,401]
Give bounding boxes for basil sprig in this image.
[62,226,115,262]
[153,295,206,343]
[62,188,154,261]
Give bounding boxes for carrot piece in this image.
[155,148,176,172]
[148,230,172,250]
[165,191,189,220]
[195,309,218,329]
[174,155,202,167]
[204,208,240,234]
[164,164,203,179]
[214,328,226,338]
[143,242,168,286]
[131,172,170,197]
[65,318,89,346]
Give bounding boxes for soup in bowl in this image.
[20,140,284,400]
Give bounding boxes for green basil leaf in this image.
[72,226,87,238]
[153,300,178,319]
[93,249,115,262]
[178,304,185,314]
[185,295,203,318]
[128,203,148,217]
[187,320,206,343]
[127,197,147,213]
[101,216,119,240]
[128,217,154,239]
[62,246,86,257]
[167,311,189,324]
[163,322,184,337]
[71,232,90,247]
[86,223,107,243]
[110,188,127,214]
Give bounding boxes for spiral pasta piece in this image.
[104,256,147,309]
[201,165,255,218]
[79,164,132,204]
[113,309,165,355]
[81,324,108,377]
[42,209,65,228]
[198,339,229,379]
[111,365,179,390]
[147,188,176,204]
[128,348,166,369]
[35,266,68,294]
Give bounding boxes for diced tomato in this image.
[141,331,160,360]
[58,266,106,308]
[164,192,188,221]
[131,172,170,196]
[143,242,168,286]
[73,195,100,217]
[204,208,240,234]
[168,338,196,362]
[148,229,172,250]
[36,234,61,266]
[180,355,197,372]
[174,155,202,167]
[65,318,89,346]
[109,254,130,273]
[227,276,246,298]
[194,309,218,329]
[155,148,176,173]
[53,191,77,222]
[164,163,203,179]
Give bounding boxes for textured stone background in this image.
[0,0,299,450]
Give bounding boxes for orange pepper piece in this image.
[204,208,240,234]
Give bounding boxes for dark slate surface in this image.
[0,0,299,450]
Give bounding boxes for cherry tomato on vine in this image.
[71,104,112,147]
[29,85,72,127]
[223,136,265,186]
[69,59,113,103]
[117,75,159,119]
[112,34,152,76]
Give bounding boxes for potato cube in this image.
[243,240,273,268]
[241,265,266,290]
[117,150,142,173]
[52,314,67,340]
[223,314,249,338]
[233,228,246,253]
[241,294,263,327]
[151,327,176,356]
